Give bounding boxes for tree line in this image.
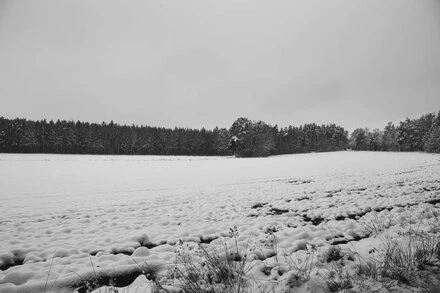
[227,117,348,157]
[0,118,231,156]
[1,111,439,157]
[0,117,348,157]
[349,111,440,153]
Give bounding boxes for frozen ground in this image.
[0,151,440,292]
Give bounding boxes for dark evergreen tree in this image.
[382,122,399,151]
[424,126,440,153]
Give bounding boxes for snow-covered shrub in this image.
[169,237,250,293]
[282,244,318,290]
[361,212,394,236]
[378,232,440,284]
[229,118,276,157]
[320,260,353,292]
[325,245,342,263]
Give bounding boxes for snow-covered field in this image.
[1,151,440,293]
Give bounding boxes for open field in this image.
[1,151,440,292]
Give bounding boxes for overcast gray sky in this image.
[1,0,440,131]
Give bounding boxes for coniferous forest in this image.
[0,111,439,157]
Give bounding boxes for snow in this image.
[0,151,440,292]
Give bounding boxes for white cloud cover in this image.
[0,0,439,131]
